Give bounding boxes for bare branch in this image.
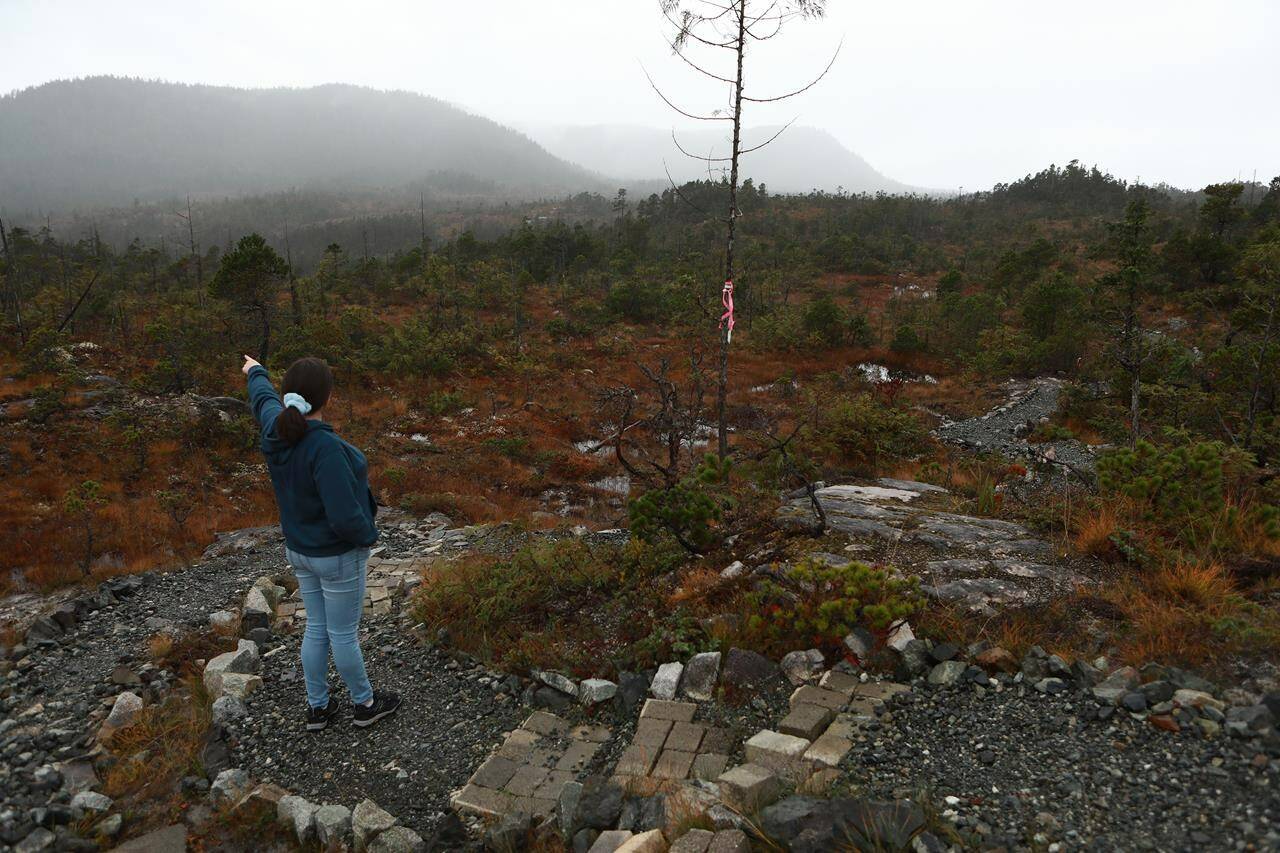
[742,37,842,102]
[662,159,713,216]
[642,64,734,121]
[672,129,726,163]
[666,36,737,83]
[662,6,738,50]
[737,119,796,155]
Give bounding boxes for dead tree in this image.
[599,352,709,491]
[652,0,838,459]
[748,419,827,532]
[174,195,202,289]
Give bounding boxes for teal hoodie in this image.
[246,365,378,556]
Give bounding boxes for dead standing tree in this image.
[651,0,838,460]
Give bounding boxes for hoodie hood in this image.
[261,418,335,464]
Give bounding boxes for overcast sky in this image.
[3,0,1276,191]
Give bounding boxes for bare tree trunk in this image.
[1244,301,1278,448]
[284,218,302,326]
[260,307,271,362]
[717,0,747,461]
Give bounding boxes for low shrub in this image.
[745,556,922,657]
[809,392,930,475]
[629,455,734,554]
[1097,438,1279,558]
[410,537,686,671]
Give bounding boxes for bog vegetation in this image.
[3,161,1279,672]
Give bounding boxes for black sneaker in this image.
[306,699,340,732]
[352,690,401,728]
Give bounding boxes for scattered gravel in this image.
[228,617,525,839]
[842,679,1280,851]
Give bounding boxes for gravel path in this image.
[841,680,1280,851]
[936,378,1099,477]
[228,616,526,841]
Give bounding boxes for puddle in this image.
[857,362,937,385]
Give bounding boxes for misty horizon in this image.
[2,0,1277,194]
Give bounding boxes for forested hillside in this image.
[0,77,607,211]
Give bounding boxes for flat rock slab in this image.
[777,476,1092,614]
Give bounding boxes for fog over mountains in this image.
[526,123,914,195]
[0,77,606,212]
[0,77,914,215]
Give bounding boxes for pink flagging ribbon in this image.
[720,280,736,344]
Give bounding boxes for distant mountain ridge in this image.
[526,123,914,195]
[0,77,608,212]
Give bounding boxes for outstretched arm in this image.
[242,355,282,441]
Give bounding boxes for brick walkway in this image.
[452,711,611,820]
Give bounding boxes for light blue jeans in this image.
[285,546,374,708]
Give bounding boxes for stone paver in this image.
[717,763,783,811]
[652,748,696,780]
[451,783,514,818]
[804,730,854,768]
[453,711,613,823]
[615,743,661,777]
[471,755,519,789]
[665,721,705,752]
[634,717,673,749]
[691,753,729,781]
[744,730,811,781]
[503,764,550,797]
[819,669,861,697]
[778,703,834,740]
[641,699,697,722]
[789,684,847,710]
[857,681,910,703]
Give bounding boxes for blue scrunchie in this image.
[283,392,312,415]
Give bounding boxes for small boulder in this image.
[218,672,264,699]
[975,647,1018,674]
[278,795,319,845]
[211,695,248,725]
[69,790,113,818]
[781,650,826,686]
[353,798,398,851]
[105,691,143,731]
[681,652,721,701]
[927,661,966,686]
[369,825,428,852]
[885,621,915,652]
[211,768,251,804]
[535,670,579,698]
[314,804,352,847]
[720,648,781,690]
[579,679,619,706]
[650,662,683,700]
[843,627,877,661]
